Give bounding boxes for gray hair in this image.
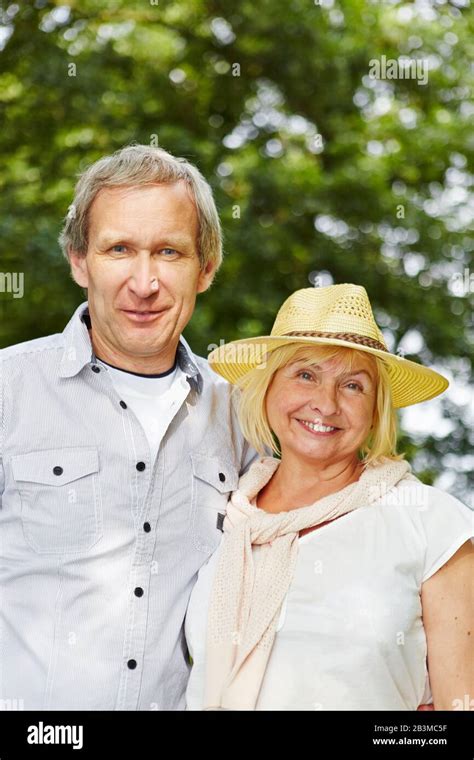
[58,144,223,276]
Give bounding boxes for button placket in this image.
[87,356,156,709]
[133,376,191,540]
[115,563,153,710]
[89,363,151,520]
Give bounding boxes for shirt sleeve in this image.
[418,487,473,583]
[239,439,264,477]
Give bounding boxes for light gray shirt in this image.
[0,301,257,710]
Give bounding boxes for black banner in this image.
[0,710,472,758]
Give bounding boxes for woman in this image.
[185,284,473,711]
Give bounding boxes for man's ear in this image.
[68,249,89,288]
[197,259,218,294]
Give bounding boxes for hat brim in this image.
[208,335,449,409]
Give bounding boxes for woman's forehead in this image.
[284,347,376,375]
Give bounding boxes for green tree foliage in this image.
[0,0,472,498]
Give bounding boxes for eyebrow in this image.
[96,233,194,249]
[293,362,374,381]
[343,370,374,383]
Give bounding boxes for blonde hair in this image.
[234,343,404,467]
[58,144,223,279]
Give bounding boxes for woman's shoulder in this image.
[366,472,472,540]
[390,478,471,515]
[387,479,473,577]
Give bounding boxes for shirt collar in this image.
[59,301,203,393]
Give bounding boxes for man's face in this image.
[69,182,215,372]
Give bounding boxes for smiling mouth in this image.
[297,419,341,435]
[121,308,166,322]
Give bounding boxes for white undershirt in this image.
[185,480,473,710]
[96,357,189,465]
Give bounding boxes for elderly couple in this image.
[0,145,471,712]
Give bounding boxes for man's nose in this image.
[128,255,159,299]
[308,383,340,418]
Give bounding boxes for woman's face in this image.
[265,350,377,468]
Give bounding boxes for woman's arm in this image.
[421,538,473,710]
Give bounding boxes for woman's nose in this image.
[308,384,339,417]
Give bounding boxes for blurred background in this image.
[0,0,472,502]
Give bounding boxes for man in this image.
[0,144,257,710]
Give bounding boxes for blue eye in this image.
[161,248,178,256]
[298,371,313,381]
[111,245,127,253]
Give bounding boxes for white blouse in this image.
[184,479,473,710]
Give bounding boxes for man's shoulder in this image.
[180,337,233,390]
[190,352,245,415]
[0,332,63,364]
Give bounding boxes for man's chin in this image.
[112,341,174,366]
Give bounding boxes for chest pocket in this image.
[190,453,239,555]
[11,447,103,555]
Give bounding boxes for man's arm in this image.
[421,539,473,710]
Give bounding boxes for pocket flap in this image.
[190,453,239,493]
[11,447,99,486]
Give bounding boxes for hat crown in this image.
[270,284,386,346]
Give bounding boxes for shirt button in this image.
[53,466,63,476]
[127,659,137,670]
[119,400,127,409]
[218,472,226,482]
[143,522,151,533]
[136,461,146,471]
[134,587,144,597]
[91,365,101,373]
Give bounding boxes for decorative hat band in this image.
[284,331,388,353]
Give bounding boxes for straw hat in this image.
[208,284,449,408]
